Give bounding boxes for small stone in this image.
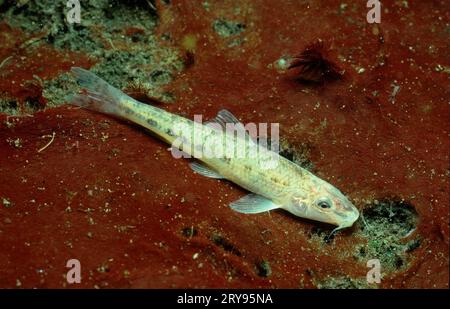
[2,197,12,208]
[123,270,130,278]
[356,67,366,74]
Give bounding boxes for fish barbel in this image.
[68,67,359,232]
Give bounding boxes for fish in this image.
[67,67,359,232]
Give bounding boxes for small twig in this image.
[402,228,416,239]
[33,74,44,87]
[0,56,12,70]
[19,32,47,49]
[37,131,56,153]
[106,38,116,50]
[146,0,157,11]
[389,82,401,104]
[360,209,371,230]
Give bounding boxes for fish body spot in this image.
[147,119,157,127]
[166,129,176,137]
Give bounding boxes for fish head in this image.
[288,178,359,229]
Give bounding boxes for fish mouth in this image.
[334,205,359,225]
[338,207,360,229]
[350,207,360,223]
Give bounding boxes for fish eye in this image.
[316,199,332,209]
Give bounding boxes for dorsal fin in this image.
[205,109,241,130]
[217,109,241,126]
[205,109,259,144]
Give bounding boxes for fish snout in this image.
[349,206,360,225]
[338,205,359,228]
[332,197,359,228]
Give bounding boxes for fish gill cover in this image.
[0,0,448,289]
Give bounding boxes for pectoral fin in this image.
[229,194,280,214]
[189,162,224,179]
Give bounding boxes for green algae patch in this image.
[315,275,375,289]
[255,259,272,277]
[278,138,315,172]
[355,199,419,273]
[0,0,182,114]
[213,19,246,38]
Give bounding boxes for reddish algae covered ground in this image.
[0,1,448,288]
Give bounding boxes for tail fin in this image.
[67,67,130,117]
